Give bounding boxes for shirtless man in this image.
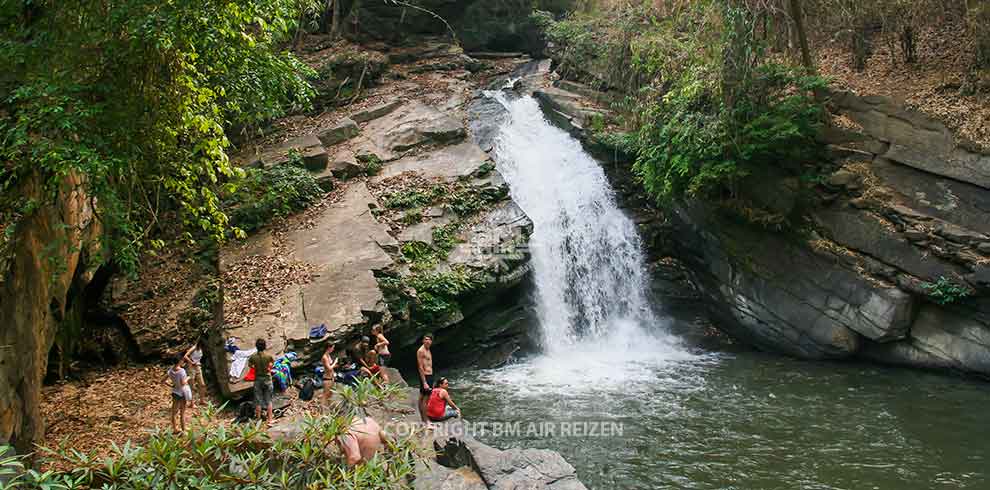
[416,334,434,423]
[336,416,389,466]
[321,343,338,406]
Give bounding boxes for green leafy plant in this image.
[0,401,421,490]
[922,276,972,305]
[382,186,445,210]
[0,0,318,272]
[225,165,324,233]
[406,266,485,322]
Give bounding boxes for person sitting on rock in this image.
[360,350,389,385]
[426,377,461,422]
[336,415,389,466]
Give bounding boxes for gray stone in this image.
[872,157,990,235]
[862,302,990,376]
[432,420,587,490]
[373,141,492,182]
[318,118,360,146]
[814,208,964,282]
[831,90,990,190]
[933,222,986,244]
[883,144,990,191]
[671,204,922,358]
[978,243,990,254]
[350,100,404,124]
[903,230,928,242]
[827,169,860,188]
[415,462,487,490]
[326,150,364,179]
[214,183,396,397]
[349,101,466,160]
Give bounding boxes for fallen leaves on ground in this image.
[817,19,990,151]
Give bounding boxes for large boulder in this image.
[830,90,990,190]
[862,299,990,376]
[671,203,917,358]
[433,420,588,490]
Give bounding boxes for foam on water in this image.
[482,91,692,389]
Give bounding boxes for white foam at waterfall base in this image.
[479,92,695,393]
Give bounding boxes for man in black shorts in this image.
[416,334,434,423]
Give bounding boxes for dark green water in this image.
[452,348,990,490]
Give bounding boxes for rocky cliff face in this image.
[0,173,101,452]
[537,79,990,378]
[213,76,534,398]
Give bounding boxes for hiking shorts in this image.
[254,379,274,408]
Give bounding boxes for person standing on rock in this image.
[321,343,338,406]
[426,377,461,422]
[371,325,390,366]
[183,342,206,409]
[417,334,434,423]
[248,338,275,426]
[166,354,192,432]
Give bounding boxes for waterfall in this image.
[489,93,671,354]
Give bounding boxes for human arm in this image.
[442,390,459,413]
[374,335,389,350]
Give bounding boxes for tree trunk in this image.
[787,0,815,72]
[330,0,340,39]
[900,25,917,64]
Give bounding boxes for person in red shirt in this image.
[426,377,461,422]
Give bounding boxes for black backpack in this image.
[298,377,316,401]
[235,400,255,423]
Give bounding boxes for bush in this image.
[633,63,828,203]
[225,165,324,233]
[0,401,422,490]
[922,276,972,305]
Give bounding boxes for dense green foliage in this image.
[544,3,829,206]
[0,0,316,272]
[224,165,324,233]
[0,393,421,489]
[923,276,972,305]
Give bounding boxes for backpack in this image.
[235,400,255,423]
[298,377,316,401]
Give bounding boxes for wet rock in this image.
[861,301,990,376]
[318,118,360,147]
[433,420,588,490]
[671,204,923,357]
[978,243,990,254]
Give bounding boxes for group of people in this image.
[165,326,463,464]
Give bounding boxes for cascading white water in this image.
[489,92,680,358]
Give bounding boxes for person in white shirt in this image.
[183,342,206,408]
[166,354,192,432]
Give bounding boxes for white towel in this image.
[229,348,257,379]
